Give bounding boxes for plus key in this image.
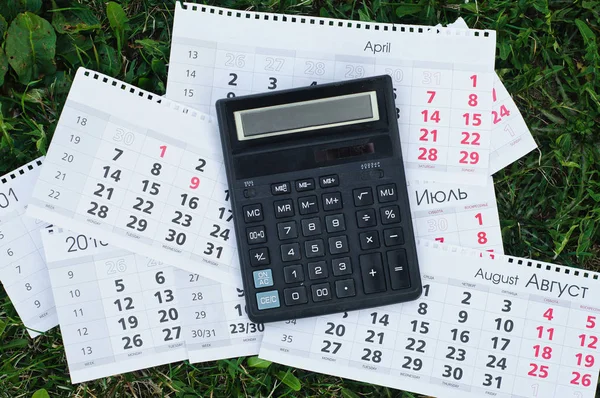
[359,253,386,293]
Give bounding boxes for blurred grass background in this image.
[0,0,599,397]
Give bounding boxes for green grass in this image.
[1,0,599,397]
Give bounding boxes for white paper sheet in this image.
[26,68,241,285]
[260,240,600,398]
[408,177,503,253]
[445,18,537,174]
[0,157,57,337]
[166,3,497,185]
[42,228,187,383]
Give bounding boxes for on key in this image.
[359,253,386,294]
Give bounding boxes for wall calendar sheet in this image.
[408,177,503,253]
[0,157,57,337]
[26,68,241,285]
[42,228,187,383]
[175,271,263,363]
[444,18,537,174]
[260,240,600,398]
[167,3,497,185]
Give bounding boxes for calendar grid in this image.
[260,241,600,397]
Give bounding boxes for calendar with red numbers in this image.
[26,68,242,285]
[408,177,503,253]
[42,228,187,383]
[445,18,537,174]
[259,240,600,398]
[166,3,497,185]
[0,157,58,337]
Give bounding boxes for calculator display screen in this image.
[234,91,379,141]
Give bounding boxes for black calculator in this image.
[216,75,421,323]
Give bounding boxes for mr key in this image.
[217,75,422,323]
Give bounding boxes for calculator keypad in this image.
[236,163,420,322]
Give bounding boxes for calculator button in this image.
[319,175,339,188]
[387,249,411,290]
[377,184,397,203]
[359,253,386,294]
[328,235,349,254]
[271,181,291,195]
[301,217,322,236]
[332,257,352,276]
[304,239,325,258]
[308,261,328,280]
[322,192,342,211]
[295,178,315,192]
[252,269,274,289]
[284,286,308,306]
[356,209,377,228]
[380,205,401,224]
[274,199,295,218]
[280,243,301,262]
[325,214,346,233]
[353,188,374,206]
[359,231,380,250]
[249,248,270,266]
[243,188,257,198]
[311,283,332,302]
[246,225,267,245]
[298,195,319,215]
[384,228,404,246]
[256,290,280,310]
[283,264,304,283]
[277,221,298,240]
[335,279,356,298]
[243,204,263,223]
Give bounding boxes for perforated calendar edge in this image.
[418,239,600,281]
[1,156,44,184]
[76,68,213,124]
[177,2,495,39]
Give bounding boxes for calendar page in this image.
[490,75,538,174]
[167,3,497,185]
[41,228,187,383]
[26,68,241,286]
[259,240,600,398]
[408,177,503,253]
[175,270,263,362]
[445,18,537,174]
[0,157,58,337]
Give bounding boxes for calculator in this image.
[216,75,421,323]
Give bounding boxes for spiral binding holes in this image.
[179,3,492,37]
[1,158,43,184]
[82,69,206,120]
[506,254,600,280]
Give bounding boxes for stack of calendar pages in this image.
[1,4,597,398]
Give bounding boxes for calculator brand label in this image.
[363,41,391,54]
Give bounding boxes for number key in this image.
[308,261,328,280]
[283,264,304,283]
[284,286,308,306]
[281,243,301,262]
[277,221,298,240]
[311,282,332,302]
[301,217,322,236]
[325,214,346,233]
[332,257,352,276]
